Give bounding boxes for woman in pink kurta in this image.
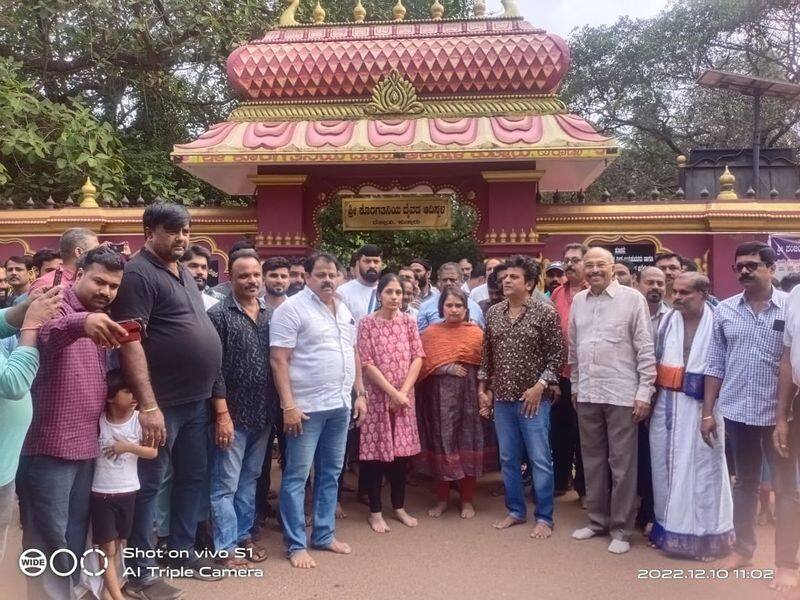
[358,274,425,534]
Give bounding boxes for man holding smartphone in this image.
[111,202,223,599]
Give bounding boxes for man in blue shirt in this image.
[702,241,799,590]
[417,262,485,333]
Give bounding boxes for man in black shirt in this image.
[208,250,277,565]
[112,202,223,599]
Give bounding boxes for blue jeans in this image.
[210,426,269,551]
[127,400,209,582]
[280,407,349,555]
[494,400,554,526]
[155,461,173,538]
[17,455,93,600]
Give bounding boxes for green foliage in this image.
[562,0,800,196]
[0,58,124,201]
[0,0,472,205]
[316,197,479,269]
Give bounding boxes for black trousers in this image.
[636,421,654,527]
[550,377,585,496]
[255,418,285,518]
[361,458,409,513]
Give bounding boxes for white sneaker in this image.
[608,539,631,554]
[572,527,597,540]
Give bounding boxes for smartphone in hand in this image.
[115,318,145,343]
[52,268,63,287]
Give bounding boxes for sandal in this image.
[219,555,250,568]
[242,540,268,563]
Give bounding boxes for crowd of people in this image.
[0,202,798,599]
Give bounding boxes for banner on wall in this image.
[341,196,452,231]
[769,235,800,280]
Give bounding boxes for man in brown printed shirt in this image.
[478,255,564,540]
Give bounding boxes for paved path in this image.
[1,472,778,599]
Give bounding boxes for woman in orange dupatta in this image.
[416,287,489,519]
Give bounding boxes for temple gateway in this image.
[2,0,799,297]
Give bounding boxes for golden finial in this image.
[509,229,518,243]
[279,0,300,26]
[676,154,687,168]
[393,0,407,21]
[312,0,326,24]
[79,176,99,208]
[266,232,275,245]
[430,0,444,20]
[474,0,486,17]
[501,0,520,17]
[499,229,508,244]
[527,228,538,243]
[353,0,366,22]
[488,229,498,243]
[717,165,738,200]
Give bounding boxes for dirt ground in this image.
[0,470,781,600]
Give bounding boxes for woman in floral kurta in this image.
[358,274,425,534]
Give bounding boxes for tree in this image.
[0,0,472,204]
[0,58,125,201]
[562,0,800,197]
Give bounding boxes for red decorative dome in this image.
[226,19,570,102]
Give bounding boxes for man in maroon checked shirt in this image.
[17,246,128,600]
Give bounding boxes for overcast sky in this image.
[485,0,670,36]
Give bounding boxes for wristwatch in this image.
[536,378,548,390]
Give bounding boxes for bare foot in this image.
[288,550,316,569]
[368,512,391,533]
[335,503,347,519]
[393,508,418,528]
[460,502,476,519]
[321,538,352,555]
[531,521,552,539]
[715,552,753,571]
[428,501,448,518]
[492,514,525,530]
[770,567,799,592]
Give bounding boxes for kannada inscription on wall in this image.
[342,196,453,231]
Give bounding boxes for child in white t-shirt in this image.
[91,369,156,600]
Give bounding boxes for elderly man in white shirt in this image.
[568,247,656,555]
[270,252,368,570]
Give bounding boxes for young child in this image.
[90,369,157,600]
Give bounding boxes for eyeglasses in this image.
[563,257,583,265]
[731,261,766,273]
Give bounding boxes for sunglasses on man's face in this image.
[731,261,767,273]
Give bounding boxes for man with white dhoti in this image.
[649,273,734,559]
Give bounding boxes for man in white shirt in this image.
[270,253,367,569]
[180,245,219,310]
[470,258,502,304]
[568,247,656,555]
[337,244,382,322]
[774,283,800,593]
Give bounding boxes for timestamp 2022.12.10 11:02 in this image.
[637,569,774,580]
